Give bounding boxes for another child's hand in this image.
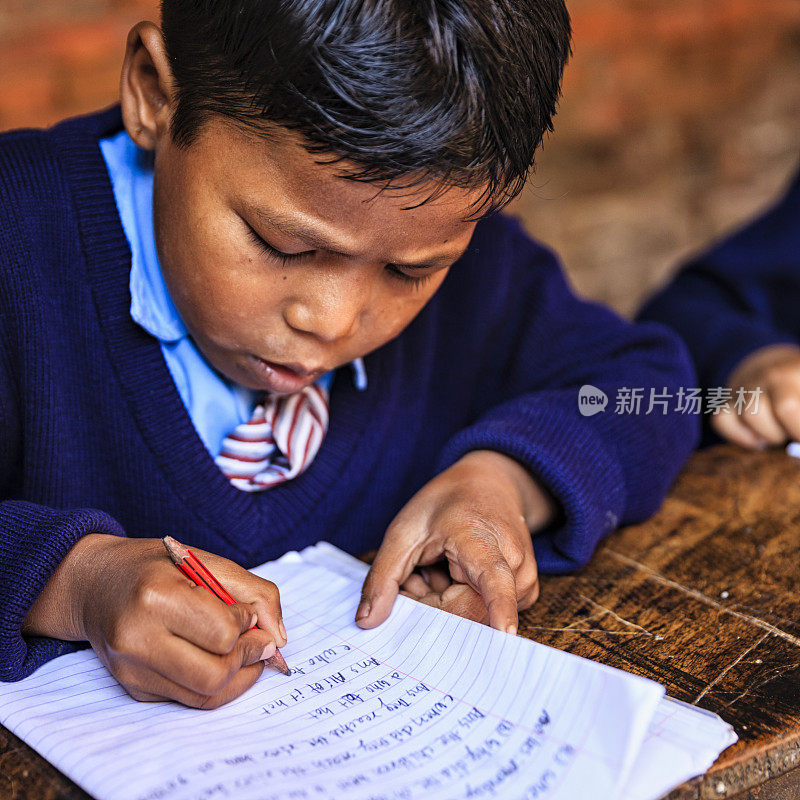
[356,450,556,634]
[714,343,800,449]
[23,535,285,708]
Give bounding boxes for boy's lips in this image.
[248,355,324,393]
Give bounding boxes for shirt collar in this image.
[100,129,187,343]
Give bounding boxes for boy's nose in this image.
[283,289,363,343]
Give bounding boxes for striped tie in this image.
[215,383,329,492]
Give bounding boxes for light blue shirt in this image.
[99,130,366,457]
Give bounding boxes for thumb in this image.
[356,534,419,629]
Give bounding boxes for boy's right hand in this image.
[715,343,800,449]
[22,534,285,708]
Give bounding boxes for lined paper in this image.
[300,543,738,800]
[0,546,735,800]
[622,698,737,800]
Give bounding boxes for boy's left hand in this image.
[355,450,556,635]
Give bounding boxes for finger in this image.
[181,548,287,647]
[738,394,788,445]
[242,578,286,647]
[356,523,424,629]
[452,538,519,634]
[136,569,261,654]
[421,564,453,593]
[166,586,262,655]
[417,583,488,623]
[400,573,431,599]
[768,382,800,443]
[123,626,275,697]
[122,660,265,709]
[513,558,540,611]
[711,410,767,450]
[517,577,540,610]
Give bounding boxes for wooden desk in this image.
[1,445,798,799]
[521,445,800,800]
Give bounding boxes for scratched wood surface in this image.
[0,444,798,799]
[517,445,800,800]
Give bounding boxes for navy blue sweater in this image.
[639,169,800,390]
[0,107,698,680]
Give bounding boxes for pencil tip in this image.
[265,650,291,676]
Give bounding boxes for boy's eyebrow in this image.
[251,208,462,269]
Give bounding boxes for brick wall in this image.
[2,0,800,315]
[0,2,157,131]
[511,0,800,313]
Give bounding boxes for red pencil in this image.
[162,536,290,676]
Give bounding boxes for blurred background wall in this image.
[2,0,800,316]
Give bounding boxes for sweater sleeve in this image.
[0,223,126,683]
[435,219,699,573]
[638,168,800,389]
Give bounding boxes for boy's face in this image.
[149,117,482,394]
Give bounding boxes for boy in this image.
[639,168,800,449]
[0,0,697,708]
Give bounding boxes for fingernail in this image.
[506,624,517,636]
[278,618,287,643]
[755,438,768,451]
[249,613,258,629]
[261,643,276,661]
[356,601,371,621]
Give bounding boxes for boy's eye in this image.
[385,264,434,289]
[246,221,434,289]
[245,224,314,266]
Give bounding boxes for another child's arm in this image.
[639,169,800,448]
[711,343,800,448]
[358,216,699,631]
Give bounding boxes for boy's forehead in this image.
[187,116,485,249]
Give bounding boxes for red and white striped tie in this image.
[215,383,329,492]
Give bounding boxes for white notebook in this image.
[0,543,736,800]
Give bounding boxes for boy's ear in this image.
[119,21,176,151]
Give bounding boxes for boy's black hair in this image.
[160,0,571,215]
